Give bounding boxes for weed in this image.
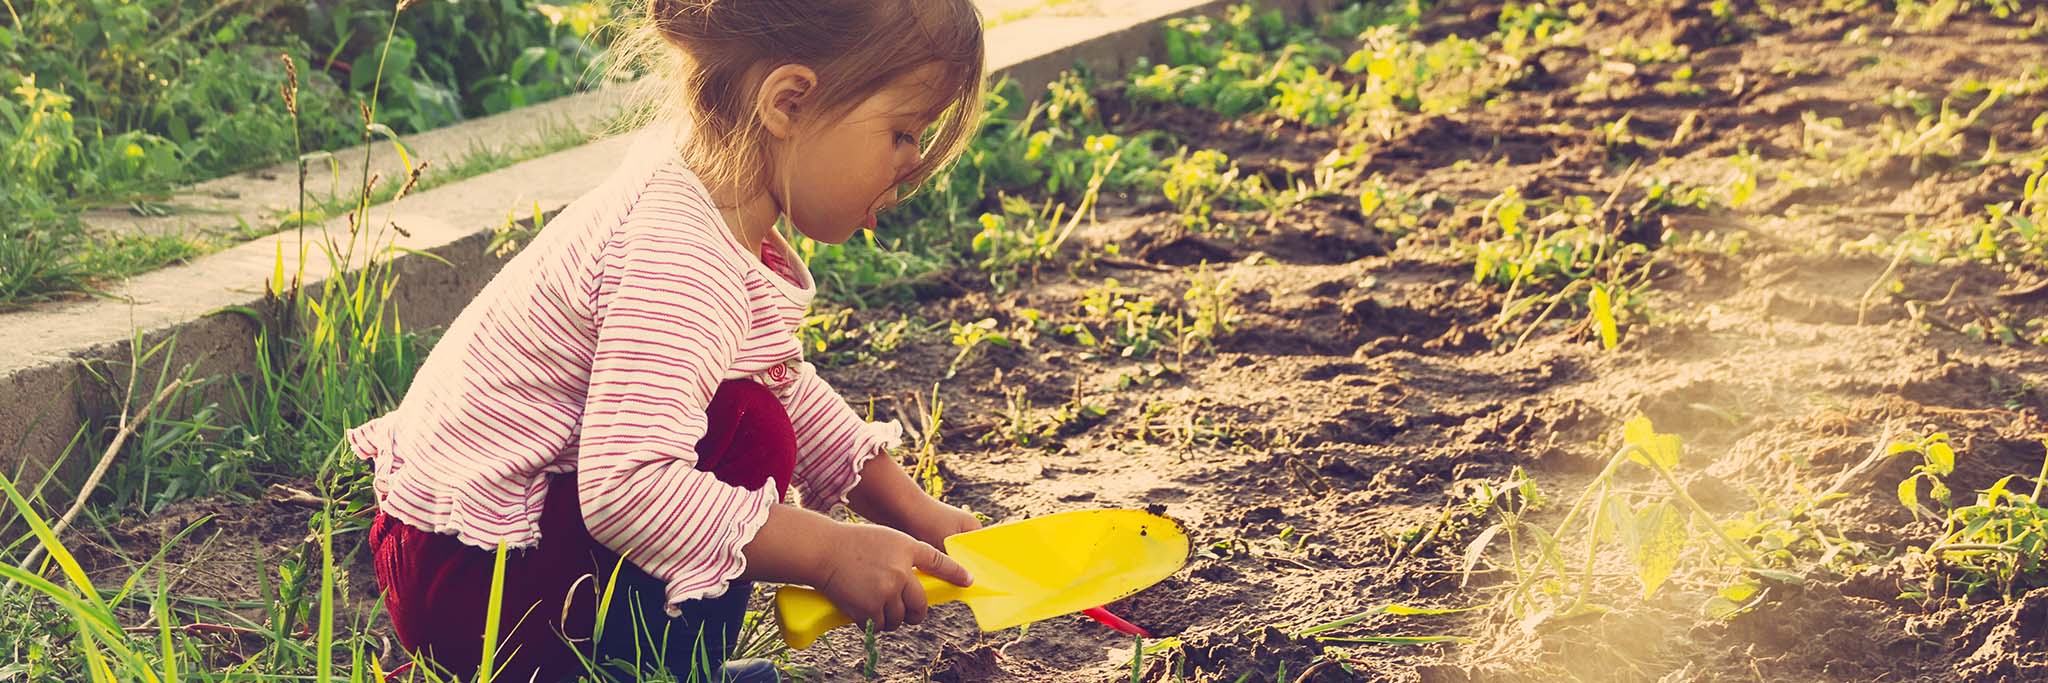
[1894,431,1960,520]
[1293,603,1475,645]
[988,386,1044,448]
[970,132,1129,291]
[1654,65,1707,98]
[1182,268,1243,353]
[1962,158,2048,268]
[1472,185,1660,349]
[1161,148,1250,231]
[945,318,1013,380]
[797,308,932,369]
[1885,430,2048,602]
[1878,85,1937,118]
[1600,36,1691,65]
[1121,399,1230,453]
[1076,280,1181,361]
[1596,114,1649,158]
[1467,417,1774,624]
[1356,178,1438,234]
[1725,146,1762,208]
[1893,0,2025,31]
[906,385,949,501]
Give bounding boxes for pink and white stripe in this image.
[348,143,899,614]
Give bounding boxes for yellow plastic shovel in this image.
[776,509,1189,649]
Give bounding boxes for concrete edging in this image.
[0,0,1340,505]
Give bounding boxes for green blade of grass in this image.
[0,471,113,614]
[1316,635,1470,645]
[318,510,336,683]
[478,541,510,682]
[1296,603,1479,637]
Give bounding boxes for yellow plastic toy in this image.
[775,508,1189,649]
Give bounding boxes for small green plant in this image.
[1472,186,1658,349]
[1075,280,1181,361]
[1907,440,2048,601]
[1181,268,1242,353]
[945,318,1013,379]
[1725,146,1762,208]
[907,385,949,500]
[1962,158,2048,268]
[1892,0,2025,31]
[1596,113,1648,157]
[1654,64,1706,97]
[1293,603,1475,645]
[988,386,1045,448]
[1466,417,1773,624]
[1599,36,1690,65]
[1161,148,1248,231]
[971,138,1127,290]
[1894,431,1960,520]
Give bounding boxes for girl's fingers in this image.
[902,575,929,626]
[912,543,974,588]
[883,594,905,631]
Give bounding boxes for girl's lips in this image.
[863,213,878,230]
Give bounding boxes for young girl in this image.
[350,1,987,680]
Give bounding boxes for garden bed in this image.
[12,1,2048,682]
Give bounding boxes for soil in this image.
[61,1,2048,682]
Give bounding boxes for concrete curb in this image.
[1,0,1339,505]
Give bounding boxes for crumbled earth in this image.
[67,2,2048,681]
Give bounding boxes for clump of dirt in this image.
[1953,587,2048,681]
[926,643,1005,683]
[1167,627,1331,683]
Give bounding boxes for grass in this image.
[0,0,610,307]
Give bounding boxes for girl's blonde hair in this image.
[611,0,986,206]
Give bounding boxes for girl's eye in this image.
[894,131,918,146]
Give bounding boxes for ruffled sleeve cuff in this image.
[656,482,778,617]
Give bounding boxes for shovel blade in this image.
[946,508,1187,632]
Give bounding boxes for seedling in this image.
[945,318,1013,379]
[1910,440,2048,601]
[1893,431,1959,520]
[1963,158,2047,268]
[1472,184,1659,350]
[1182,267,1243,353]
[908,385,949,499]
[1466,417,1770,624]
[1161,148,1248,231]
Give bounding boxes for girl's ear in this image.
[757,64,817,140]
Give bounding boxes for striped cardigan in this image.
[348,139,898,614]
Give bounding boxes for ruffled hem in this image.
[804,419,904,514]
[354,416,548,553]
[372,463,549,553]
[661,485,776,617]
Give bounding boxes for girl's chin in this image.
[787,220,863,245]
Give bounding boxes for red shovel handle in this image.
[1082,607,1152,638]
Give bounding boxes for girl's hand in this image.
[818,523,974,632]
[900,498,982,552]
